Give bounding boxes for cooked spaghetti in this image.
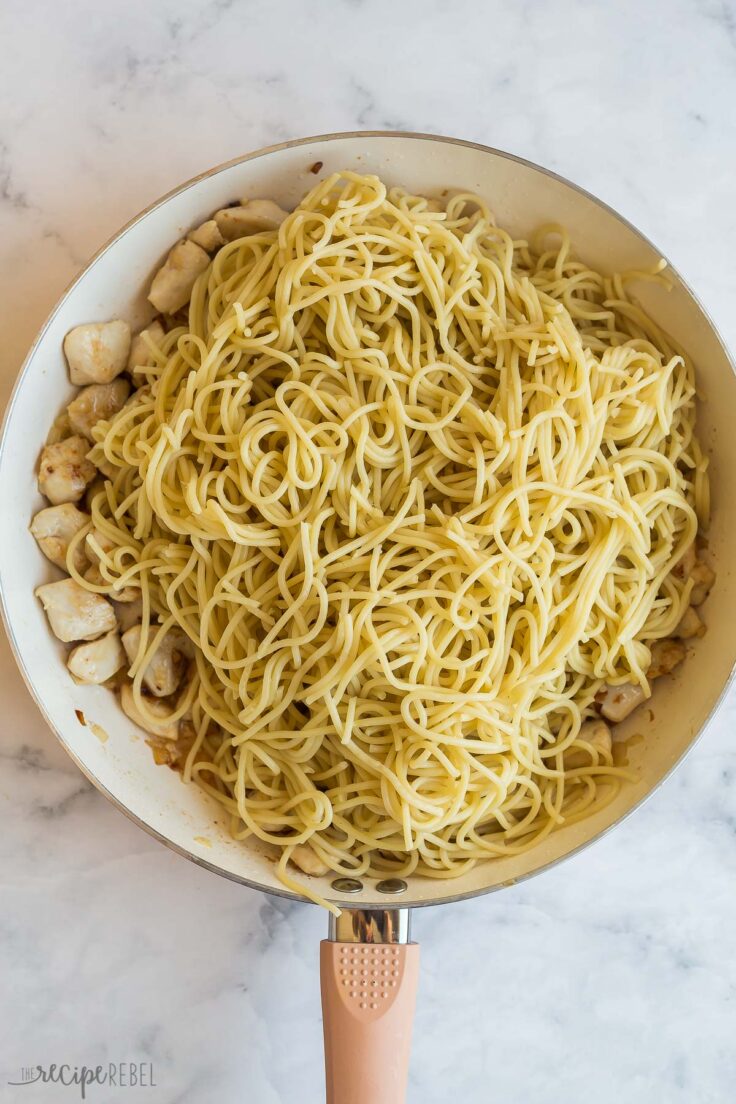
[35,171,711,908]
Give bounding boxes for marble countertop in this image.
[2,1,736,1101]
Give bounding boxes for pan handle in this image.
[320,908,419,1104]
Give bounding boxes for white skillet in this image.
[2,133,735,1103]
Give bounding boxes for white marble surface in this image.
[1,1,736,1101]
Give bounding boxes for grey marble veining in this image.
[1,1,735,1101]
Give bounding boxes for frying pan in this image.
[2,132,735,1103]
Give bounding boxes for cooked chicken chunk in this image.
[35,578,116,642]
[214,199,289,242]
[79,564,100,591]
[68,629,125,684]
[83,561,139,603]
[289,844,329,876]
[87,450,116,479]
[84,527,115,563]
[187,219,225,252]
[147,719,197,767]
[84,478,106,512]
[38,436,96,504]
[67,379,130,441]
[113,595,143,632]
[30,503,90,572]
[63,321,131,385]
[128,320,166,373]
[148,240,210,314]
[121,624,188,697]
[597,683,646,724]
[648,639,686,679]
[673,542,697,580]
[690,562,715,607]
[565,718,613,768]
[675,606,705,640]
[120,683,179,740]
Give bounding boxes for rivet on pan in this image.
[376,878,408,895]
[331,877,363,894]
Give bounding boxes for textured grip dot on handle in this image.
[320,940,420,1104]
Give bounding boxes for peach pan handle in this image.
[321,909,419,1104]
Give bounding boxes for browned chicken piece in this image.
[564,718,613,768]
[187,219,225,252]
[112,595,143,633]
[675,607,705,640]
[146,716,199,769]
[214,199,289,242]
[290,844,329,877]
[120,683,179,739]
[67,379,130,441]
[128,321,166,373]
[648,639,686,680]
[30,503,90,572]
[64,321,131,385]
[690,562,715,607]
[597,683,647,724]
[121,624,188,697]
[38,436,96,504]
[672,542,696,580]
[35,578,116,642]
[68,629,126,684]
[84,478,107,512]
[83,561,140,603]
[148,240,210,314]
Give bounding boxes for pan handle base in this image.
[328,906,412,944]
